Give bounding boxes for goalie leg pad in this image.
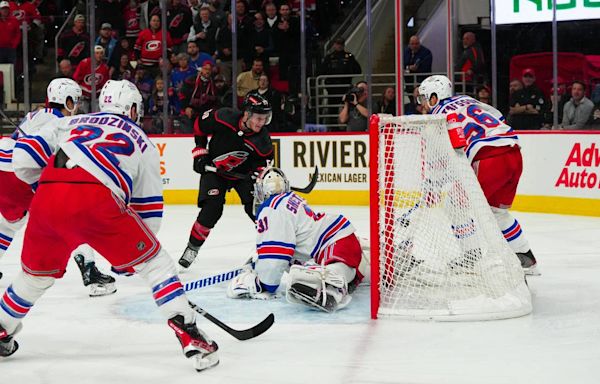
[286,265,351,312]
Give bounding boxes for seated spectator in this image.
[170,53,196,110]
[9,0,43,61]
[476,85,491,105]
[53,59,74,79]
[110,37,137,69]
[0,1,21,65]
[375,86,396,115]
[147,76,179,133]
[404,85,423,115]
[508,68,547,130]
[215,74,232,108]
[73,46,110,113]
[236,57,264,97]
[543,80,569,128]
[247,74,283,132]
[558,80,594,130]
[95,23,118,64]
[110,53,135,81]
[186,40,215,70]
[248,11,273,68]
[338,81,368,131]
[132,67,154,110]
[57,14,90,65]
[586,103,600,130]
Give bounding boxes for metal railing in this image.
[308,71,477,130]
[54,6,78,73]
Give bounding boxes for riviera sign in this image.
[494,0,600,25]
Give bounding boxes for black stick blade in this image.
[291,166,318,194]
[191,302,275,341]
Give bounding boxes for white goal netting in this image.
[374,114,532,321]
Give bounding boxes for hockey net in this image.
[369,114,532,321]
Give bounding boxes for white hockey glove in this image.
[226,269,276,300]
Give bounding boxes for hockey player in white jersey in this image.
[0,80,219,371]
[418,75,538,275]
[227,167,365,312]
[0,78,116,294]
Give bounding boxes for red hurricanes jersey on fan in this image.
[134,28,173,66]
[9,1,41,24]
[431,95,520,162]
[73,58,110,97]
[124,5,141,39]
[58,29,90,64]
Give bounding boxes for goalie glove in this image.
[446,113,467,149]
[192,147,210,174]
[226,269,276,300]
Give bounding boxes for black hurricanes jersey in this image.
[194,108,274,177]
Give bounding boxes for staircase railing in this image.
[55,6,78,73]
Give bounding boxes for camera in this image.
[343,86,365,103]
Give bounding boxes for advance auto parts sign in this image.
[278,135,369,190]
[555,142,600,190]
[495,0,600,25]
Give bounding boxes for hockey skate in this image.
[178,246,199,269]
[517,250,540,276]
[74,254,117,297]
[168,315,219,372]
[0,324,20,358]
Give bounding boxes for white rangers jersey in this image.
[431,95,520,161]
[56,112,164,233]
[254,192,355,292]
[0,108,63,177]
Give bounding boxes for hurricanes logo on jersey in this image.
[69,42,86,59]
[84,73,105,86]
[212,151,248,171]
[145,40,161,51]
[170,14,183,28]
[12,10,25,21]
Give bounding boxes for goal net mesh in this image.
[375,114,531,321]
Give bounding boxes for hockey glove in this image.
[192,147,210,174]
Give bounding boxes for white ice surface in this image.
[1,205,600,383]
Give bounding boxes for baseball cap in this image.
[0,1,10,8]
[522,68,535,77]
[74,14,85,22]
[100,23,112,30]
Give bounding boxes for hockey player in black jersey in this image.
[179,94,274,269]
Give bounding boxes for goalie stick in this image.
[189,301,274,341]
[204,165,319,194]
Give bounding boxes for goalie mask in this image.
[253,167,290,214]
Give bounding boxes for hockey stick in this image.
[0,108,25,136]
[189,301,274,341]
[204,165,319,194]
[182,267,244,292]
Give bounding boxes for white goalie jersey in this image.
[254,192,356,292]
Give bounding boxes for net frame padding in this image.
[373,114,532,321]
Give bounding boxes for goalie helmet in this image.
[47,78,82,113]
[253,167,290,214]
[99,80,144,124]
[418,75,453,108]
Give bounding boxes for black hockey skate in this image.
[0,324,19,357]
[178,246,199,269]
[168,315,219,372]
[517,250,540,276]
[74,254,117,297]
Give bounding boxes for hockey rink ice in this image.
[1,204,600,384]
